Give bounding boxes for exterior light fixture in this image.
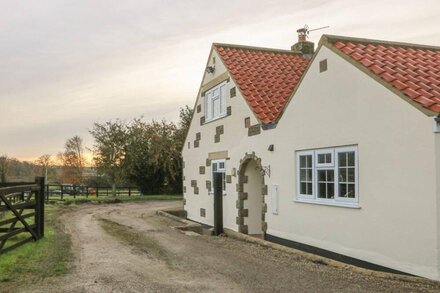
[206,66,215,74]
[268,144,274,151]
[433,114,440,133]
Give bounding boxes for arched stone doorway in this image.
[237,152,268,238]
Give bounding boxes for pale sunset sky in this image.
[1,0,440,161]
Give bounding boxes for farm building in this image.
[182,30,440,280]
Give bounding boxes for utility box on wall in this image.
[270,185,279,215]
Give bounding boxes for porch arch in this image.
[236,152,268,236]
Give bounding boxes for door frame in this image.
[213,172,224,235]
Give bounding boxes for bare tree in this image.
[0,154,10,183]
[35,154,53,184]
[58,136,86,184]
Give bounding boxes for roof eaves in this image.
[321,36,438,117]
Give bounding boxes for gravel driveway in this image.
[23,201,440,292]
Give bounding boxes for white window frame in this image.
[205,81,227,122]
[211,159,226,195]
[315,148,334,168]
[295,146,359,208]
[334,146,358,204]
[296,150,314,200]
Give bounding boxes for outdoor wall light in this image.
[205,65,215,74]
[232,167,237,177]
[268,144,274,151]
[433,114,440,133]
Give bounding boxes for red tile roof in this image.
[215,44,310,124]
[332,38,440,113]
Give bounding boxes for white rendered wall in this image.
[182,48,261,230]
[266,45,439,279]
[183,45,439,280]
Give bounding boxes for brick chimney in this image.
[291,28,314,55]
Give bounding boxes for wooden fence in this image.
[0,177,45,255]
[45,184,141,200]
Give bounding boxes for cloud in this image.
[1,0,439,160]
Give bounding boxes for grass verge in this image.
[0,205,71,291]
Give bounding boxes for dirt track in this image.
[23,201,440,292]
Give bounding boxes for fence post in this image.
[129,187,131,197]
[86,185,89,198]
[46,184,49,201]
[61,185,64,200]
[35,177,45,239]
[96,186,99,198]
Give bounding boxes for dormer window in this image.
[205,81,227,122]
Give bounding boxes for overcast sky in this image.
[1,0,440,161]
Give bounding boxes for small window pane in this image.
[307,183,313,194]
[299,154,313,196]
[339,184,347,197]
[219,162,225,169]
[306,169,313,181]
[300,156,306,167]
[300,169,306,181]
[339,168,347,182]
[327,170,334,182]
[328,184,334,198]
[206,93,213,120]
[220,85,227,114]
[213,97,221,118]
[213,163,217,172]
[348,168,355,182]
[306,155,312,168]
[325,153,331,163]
[339,153,347,167]
[347,184,355,198]
[318,170,326,181]
[318,153,332,164]
[318,183,327,198]
[300,182,307,194]
[347,152,355,166]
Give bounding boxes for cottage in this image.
[182,29,440,280]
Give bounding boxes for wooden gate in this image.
[0,177,45,255]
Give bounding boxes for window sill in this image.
[204,114,227,125]
[294,198,361,209]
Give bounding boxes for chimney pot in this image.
[291,27,314,55]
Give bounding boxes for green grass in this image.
[48,194,182,205]
[0,205,71,289]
